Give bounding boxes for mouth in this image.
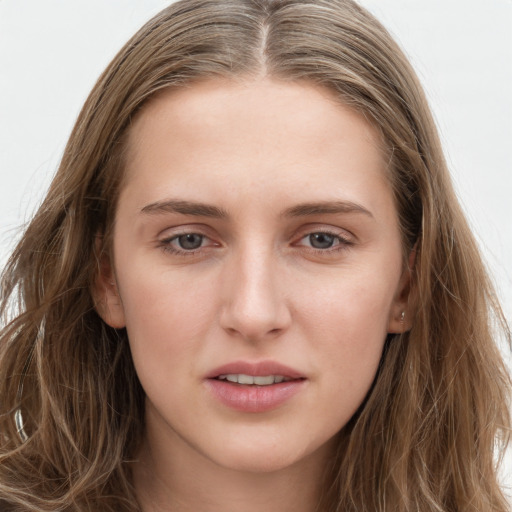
[206,360,305,381]
[216,374,295,386]
[205,361,306,412]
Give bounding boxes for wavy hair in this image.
[0,0,510,510]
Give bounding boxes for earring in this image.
[400,311,405,323]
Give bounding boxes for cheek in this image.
[296,267,395,391]
[118,258,216,322]
[297,265,395,340]
[116,265,218,369]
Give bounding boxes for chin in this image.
[206,434,332,475]
[215,451,301,474]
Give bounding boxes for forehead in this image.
[121,78,391,215]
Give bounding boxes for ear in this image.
[92,240,126,329]
[387,245,417,334]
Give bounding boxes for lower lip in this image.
[205,379,305,413]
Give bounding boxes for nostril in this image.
[218,276,292,340]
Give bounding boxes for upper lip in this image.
[206,360,305,380]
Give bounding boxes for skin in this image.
[95,78,412,512]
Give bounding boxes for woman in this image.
[0,0,510,510]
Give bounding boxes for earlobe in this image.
[91,243,126,329]
[387,307,412,334]
[387,245,417,334]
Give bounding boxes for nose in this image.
[219,246,291,342]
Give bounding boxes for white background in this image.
[0,0,511,497]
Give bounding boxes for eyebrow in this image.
[140,199,228,218]
[282,201,373,219]
[140,199,373,220]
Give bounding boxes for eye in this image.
[294,229,354,253]
[159,231,215,255]
[174,233,204,250]
[307,232,338,249]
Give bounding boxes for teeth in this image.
[218,374,291,386]
[253,375,275,385]
[238,374,254,385]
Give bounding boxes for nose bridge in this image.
[220,239,290,340]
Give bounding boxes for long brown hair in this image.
[1,1,510,510]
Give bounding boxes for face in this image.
[96,78,411,474]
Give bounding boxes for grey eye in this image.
[177,233,204,250]
[309,233,336,249]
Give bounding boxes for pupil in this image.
[178,234,203,250]
[310,233,334,249]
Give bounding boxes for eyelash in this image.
[159,232,214,256]
[296,230,354,254]
[158,229,354,257]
